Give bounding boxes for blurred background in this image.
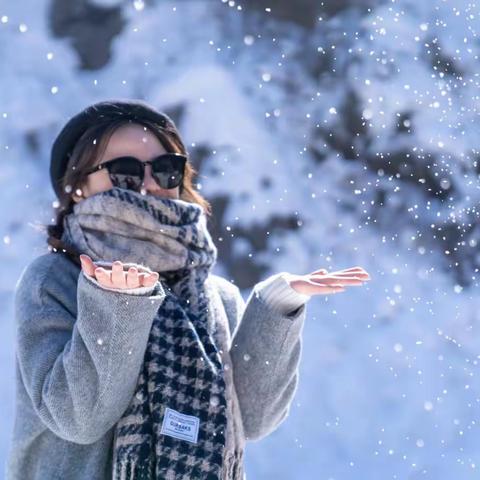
[2,0,480,478]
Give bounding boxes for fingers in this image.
[332,267,371,278]
[141,271,159,288]
[309,274,366,286]
[126,268,159,288]
[312,267,371,282]
[304,278,346,293]
[290,271,370,296]
[308,266,371,281]
[309,268,329,275]
[126,266,139,288]
[111,261,126,287]
[89,259,159,290]
[94,267,114,287]
[79,254,96,277]
[289,264,372,297]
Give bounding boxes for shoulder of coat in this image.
[208,273,241,298]
[31,250,80,270]
[19,251,80,288]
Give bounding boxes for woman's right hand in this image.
[79,254,159,289]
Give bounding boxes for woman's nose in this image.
[142,164,163,193]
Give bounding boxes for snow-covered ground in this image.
[2,1,480,478]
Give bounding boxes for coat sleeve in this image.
[14,254,166,445]
[228,276,307,442]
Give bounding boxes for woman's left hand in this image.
[284,266,371,296]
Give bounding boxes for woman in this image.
[6,99,370,480]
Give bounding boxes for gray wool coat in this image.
[5,251,307,479]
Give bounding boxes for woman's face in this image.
[72,123,180,203]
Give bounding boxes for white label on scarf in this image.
[160,407,200,444]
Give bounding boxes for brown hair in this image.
[44,117,212,267]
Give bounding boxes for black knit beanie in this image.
[49,98,178,199]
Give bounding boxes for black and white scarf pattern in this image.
[61,186,229,480]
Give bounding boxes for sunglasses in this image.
[84,153,187,192]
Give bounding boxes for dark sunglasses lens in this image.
[152,155,185,189]
[107,158,143,191]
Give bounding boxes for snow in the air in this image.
[2,0,480,478]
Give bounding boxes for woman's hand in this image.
[285,266,371,296]
[79,254,159,289]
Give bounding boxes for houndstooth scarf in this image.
[60,186,230,479]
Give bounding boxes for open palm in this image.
[285,266,371,296]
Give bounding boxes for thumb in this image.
[80,254,96,277]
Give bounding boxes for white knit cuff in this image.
[254,272,311,316]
